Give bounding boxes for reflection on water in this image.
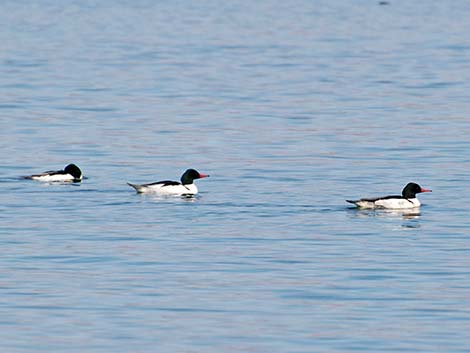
[348,208,422,228]
[133,193,202,203]
[349,208,421,219]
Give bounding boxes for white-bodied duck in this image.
[347,182,431,209]
[128,169,209,196]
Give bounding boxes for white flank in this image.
[129,183,198,195]
[374,198,420,209]
[354,198,421,209]
[31,173,77,182]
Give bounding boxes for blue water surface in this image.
[1,1,470,352]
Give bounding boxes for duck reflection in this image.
[136,193,200,203]
[348,207,421,228]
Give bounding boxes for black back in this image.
[149,180,181,187]
[357,195,402,202]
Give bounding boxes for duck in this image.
[24,163,83,182]
[128,169,209,195]
[346,182,431,209]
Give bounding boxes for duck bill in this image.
[420,188,432,193]
[199,174,210,179]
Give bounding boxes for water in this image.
[1,1,470,352]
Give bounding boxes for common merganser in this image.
[127,169,209,195]
[24,163,83,182]
[346,182,432,209]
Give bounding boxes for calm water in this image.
[1,1,470,352]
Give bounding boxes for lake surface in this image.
[1,1,470,352]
